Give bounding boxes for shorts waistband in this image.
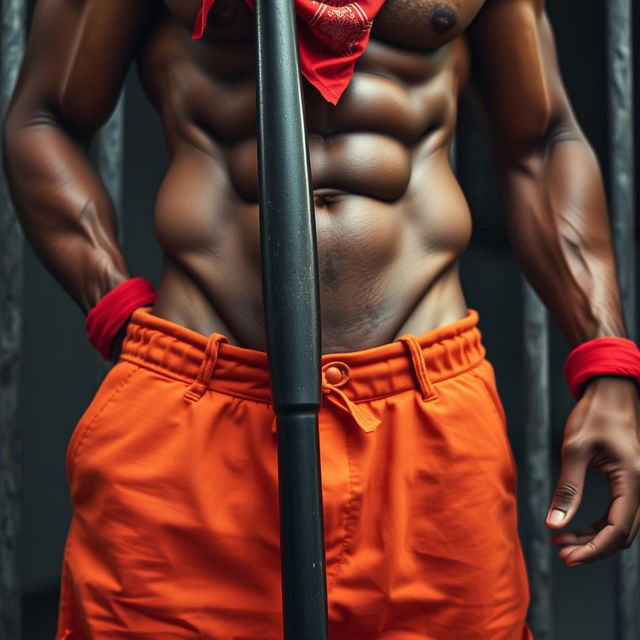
[120,306,487,410]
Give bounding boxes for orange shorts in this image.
[56,306,534,640]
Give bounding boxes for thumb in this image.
[546,446,588,529]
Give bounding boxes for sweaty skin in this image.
[3,0,640,569]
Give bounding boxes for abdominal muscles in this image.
[152,141,472,350]
[143,21,473,350]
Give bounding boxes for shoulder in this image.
[467,0,563,156]
[8,0,158,141]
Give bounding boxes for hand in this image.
[546,375,640,566]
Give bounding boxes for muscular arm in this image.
[466,0,627,350]
[468,1,640,566]
[1,0,155,314]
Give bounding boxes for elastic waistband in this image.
[120,306,486,409]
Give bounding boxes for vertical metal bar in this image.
[523,281,552,640]
[96,90,126,247]
[255,0,328,638]
[94,88,126,376]
[0,1,26,638]
[607,1,638,638]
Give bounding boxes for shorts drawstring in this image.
[271,337,438,435]
[321,361,381,433]
[271,360,381,434]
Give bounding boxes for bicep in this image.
[466,0,582,161]
[5,0,155,143]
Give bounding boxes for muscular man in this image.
[3,0,640,638]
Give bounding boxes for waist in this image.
[119,305,487,404]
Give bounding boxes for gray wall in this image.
[18,0,639,637]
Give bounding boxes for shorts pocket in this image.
[65,361,141,485]
[471,359,508,429]
[469,359,518,487]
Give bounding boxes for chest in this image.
[163,0,486,49]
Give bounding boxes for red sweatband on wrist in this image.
[563,336,640,400]
[86,277,157,360]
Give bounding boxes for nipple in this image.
[430,2,458,34]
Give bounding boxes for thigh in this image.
[325,362,531,640]
[63,366,283,638]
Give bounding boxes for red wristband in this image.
[563,336,640,400]
[86,277,157,361]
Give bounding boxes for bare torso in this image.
[132,0,484,351]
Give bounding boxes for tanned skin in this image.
[3,0,640,571]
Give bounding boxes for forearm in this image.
[2,106,130,314]
[499,124,628,348]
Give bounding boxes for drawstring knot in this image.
[322,362,380,433]
[271,361,380,434]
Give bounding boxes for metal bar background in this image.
[94,88,126,378]
[0,1,26,638]
[96,90,126,247]
[606,1,638,638]
[523,283,552,640]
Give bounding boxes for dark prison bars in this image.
[523,282,552,640]
[0,1,26,638]
[0,1,637,638]
[607,1,638,639]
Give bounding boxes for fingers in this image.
[553,509,640,550]
[557,493,640,566]
[551,514,608,546]
[546,443,589,529]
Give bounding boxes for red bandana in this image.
[192,0,386,104]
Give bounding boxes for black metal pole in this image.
[606,1,638,638]
[1,1,26,638]
[255,1,329,638]
[522,281,552,640]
